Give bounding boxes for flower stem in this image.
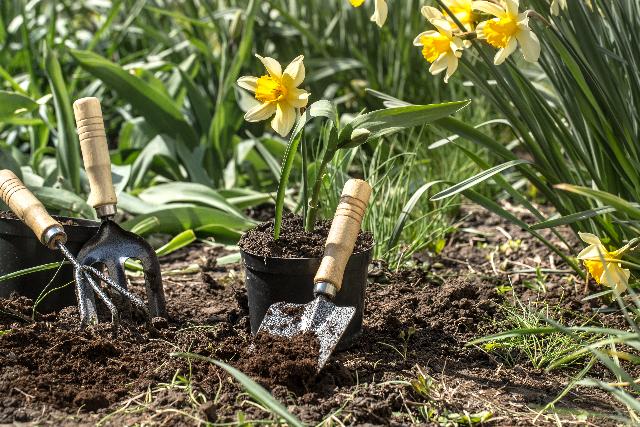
[305,149,334,232]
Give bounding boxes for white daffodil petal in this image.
[237,76,258,93]
[413,30,440,46]
[517,29,541,63]
[475,20,487,39]
[612,241,635,256]
[429,53,450,75]
[286,88,310,108]
[271,103,297,137]
[256,54,282,78]
[578,232,602,246]
[431,19,454,36]
[601,263,630,293]
[444,54,459,83]
[421,6,444,21]
[494,36,518,65]
[505,0,520,16]
[472,1,504,17]
[371,0,388,27]
[577,245,607,260]
[245,102,277,122]
[283,55,305,87]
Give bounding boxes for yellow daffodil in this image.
[441,0,476,30]
[414,7,464,83]
[550,0,567,16]
[577,232,633,293]
[349,0,388,27]
[473,0,540,65]
[237,54,309,137]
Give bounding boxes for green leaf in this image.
[137,182,246,219]
[0,262,64,283]
[156,230,197,256]
[172,353,304,427]
[70,49,197,147]
[555,184,640,219]
[531,206,616,230]
[0,91,38,120]
[45,48,82,193]
[31,186,95,219]
[431,160,532,201]
[122,206,255,243]
[339,101,470,148]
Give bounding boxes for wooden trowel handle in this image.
[73,97,117,217]
[0,170,66,249]
[314,179,372,295]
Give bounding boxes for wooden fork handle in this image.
[0,170,67,249]
[73,97,117,217]
[314,179,372,295]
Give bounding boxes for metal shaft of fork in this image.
[56,242,150,316]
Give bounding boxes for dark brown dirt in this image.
[240,332,320,393]
[239,212,374,258]
[0,204,629,426]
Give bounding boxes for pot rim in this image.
[239,241,375,262]
[0,213,99,240]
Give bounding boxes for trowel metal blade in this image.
[257,296,355,369]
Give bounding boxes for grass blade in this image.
[388,180,444,249]
[431,160,532,201]
[172,352,304,427]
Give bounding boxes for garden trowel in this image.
[72,97,167,325]
[257,179,372,369]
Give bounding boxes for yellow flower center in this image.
[584,259,605,284]
[448,6,474,29]
[349,0,365,6]
[583,249,617,284]
[420,34,451,63]
[483,16,518,48]
[255,75,287,103]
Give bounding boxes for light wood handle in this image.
[0,170,66,249]
[73,97,117,213]
[314,179,372,293]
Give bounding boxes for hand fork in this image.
[72,97,167,326]
[0,170,149,326]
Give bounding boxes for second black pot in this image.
[0,214,99,312]
[242,246,372,349]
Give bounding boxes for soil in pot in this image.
[238,212,374,258]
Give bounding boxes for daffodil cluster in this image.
[414,0,541,83]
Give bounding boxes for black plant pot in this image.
[0,214,99,312]
[241,246,372,349]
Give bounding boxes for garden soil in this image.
[0,203,628,426]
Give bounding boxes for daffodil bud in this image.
[350,128,371,144]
